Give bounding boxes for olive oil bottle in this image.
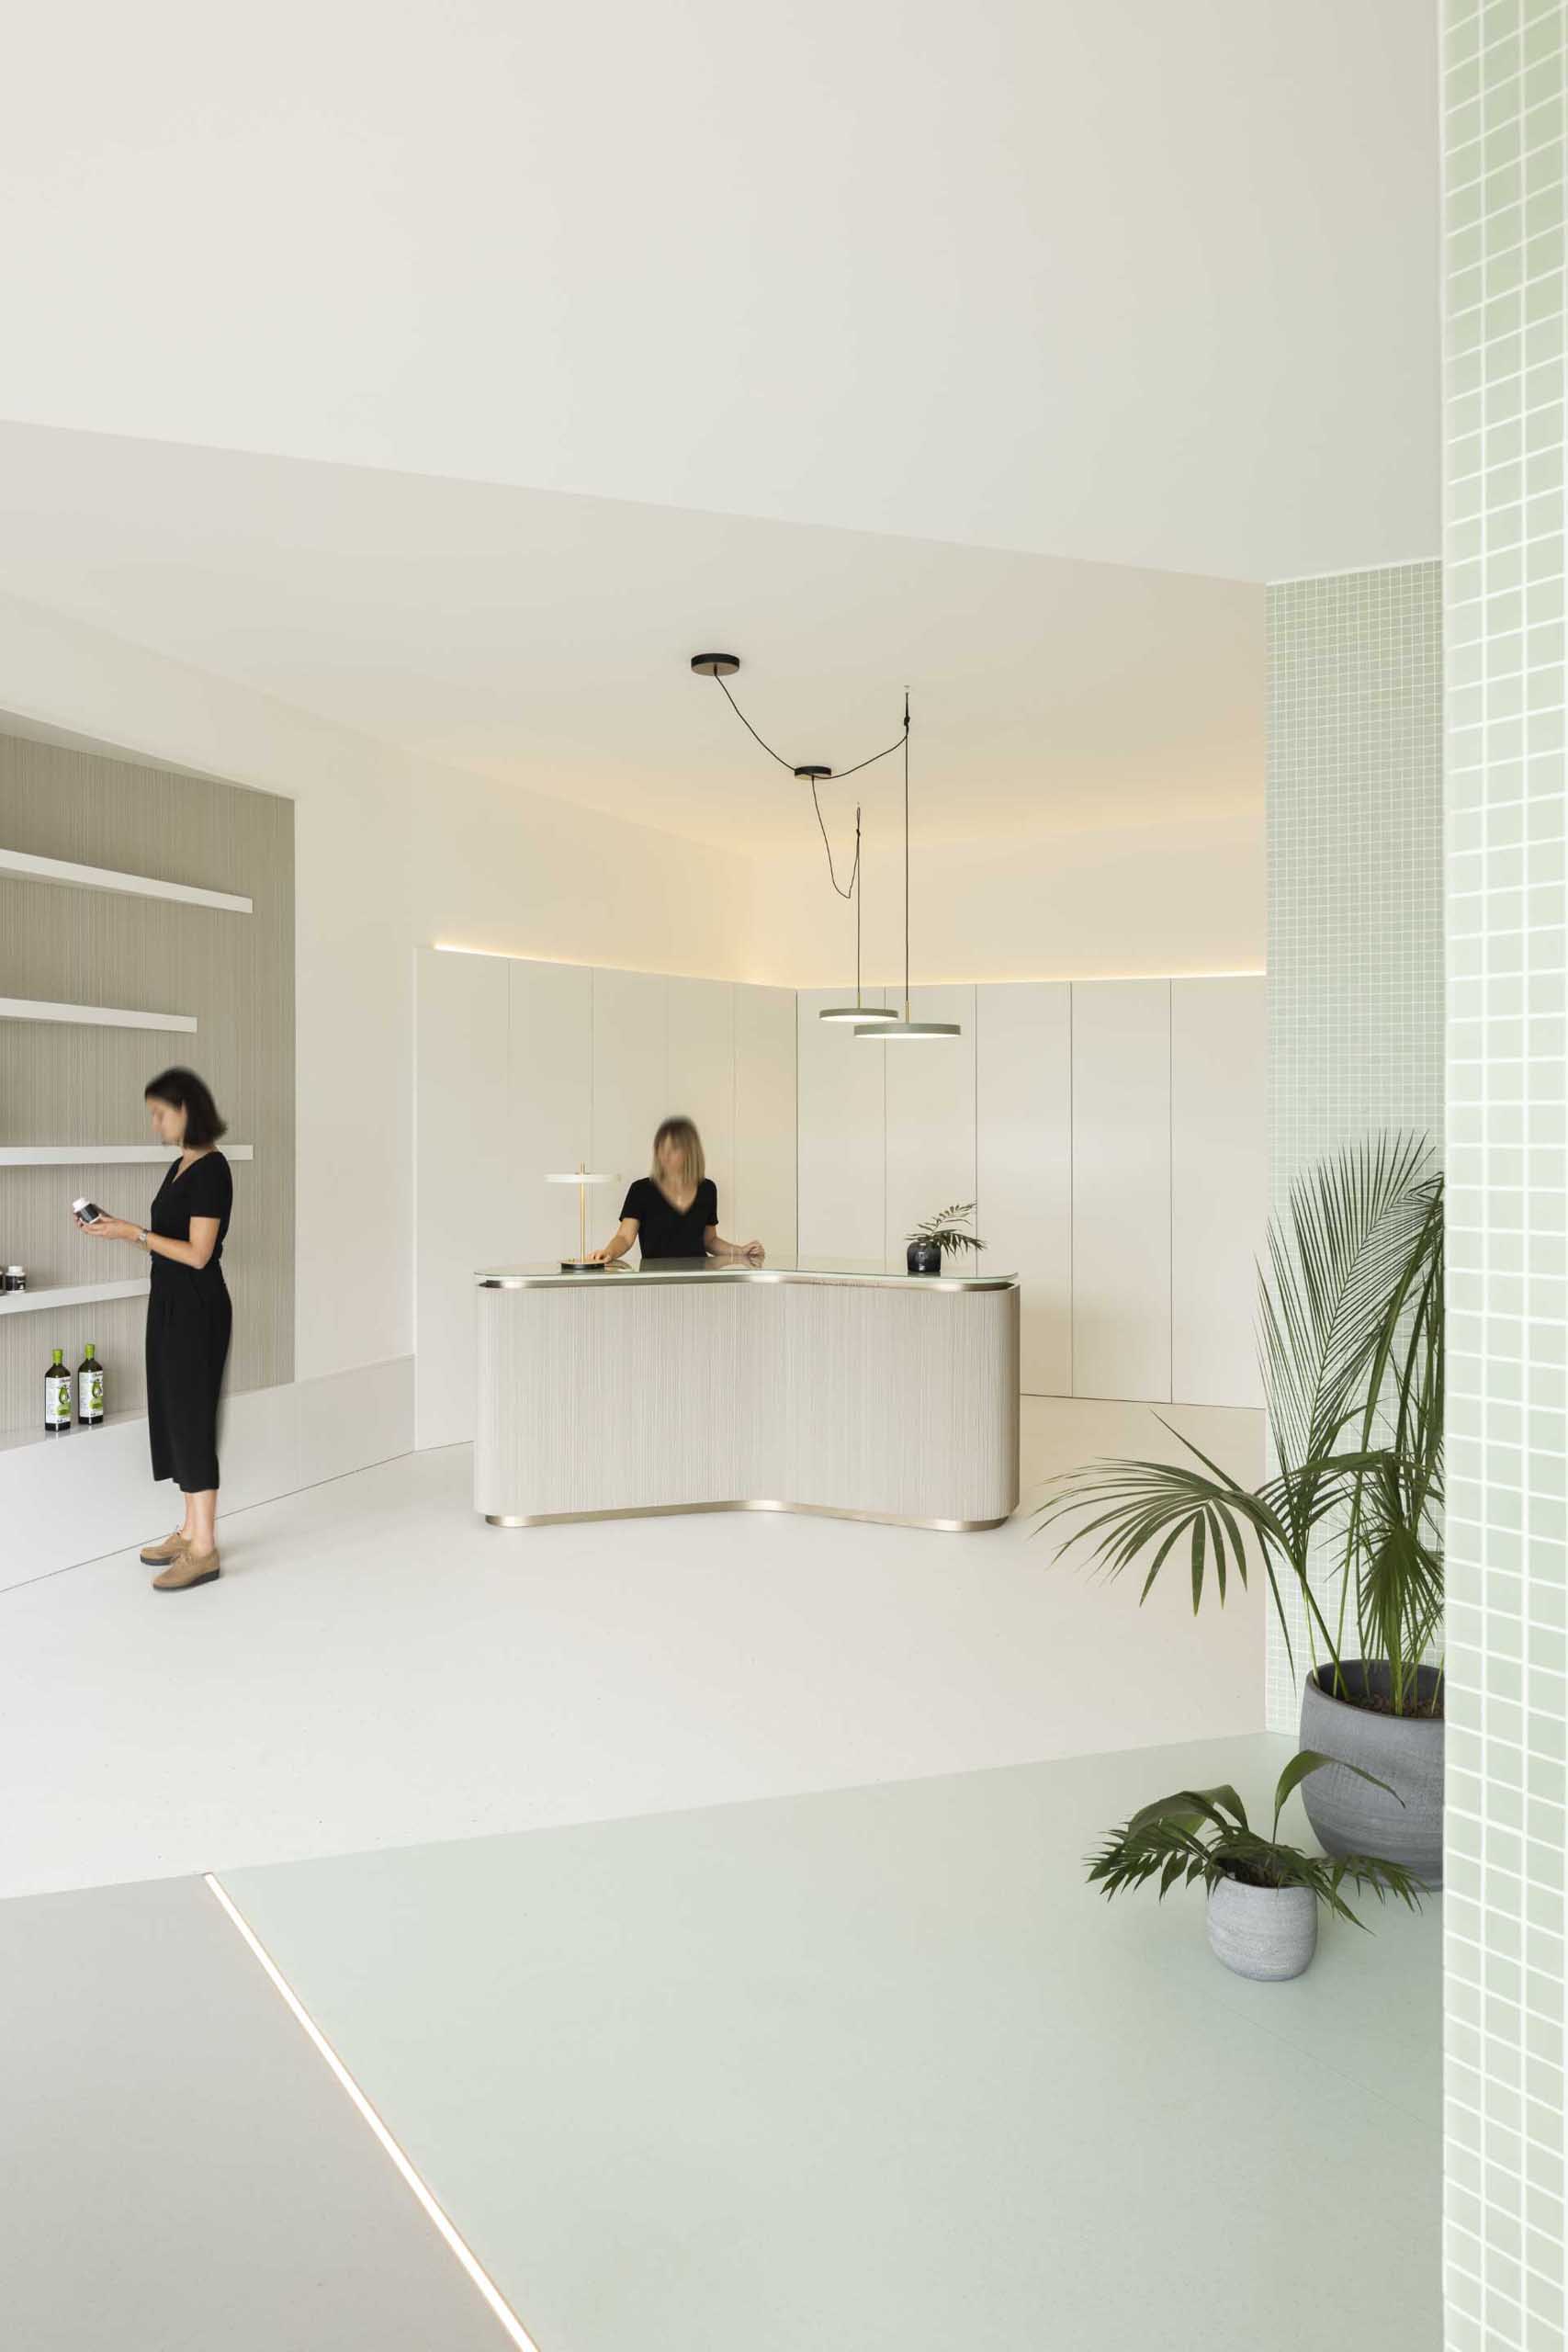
[44,1346,72,1432]
[77,1341,104,1428]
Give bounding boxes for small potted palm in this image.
[1088,1754,1424,1980]
[1040,1136,1444,1883]
[905,1202,986,1275]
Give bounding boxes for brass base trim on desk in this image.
[484,1498,1014,1534]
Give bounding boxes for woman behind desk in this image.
[591,1115,763,1266]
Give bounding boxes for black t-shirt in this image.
[149,1150,233,1287]
[621,1175,717,1261]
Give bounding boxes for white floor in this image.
[0,1397,1265,1898]
[0,1876,513,2352]
[214,1738,1432,2352]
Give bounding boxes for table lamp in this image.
[546,1163,618,1271]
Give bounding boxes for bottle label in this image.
[46,1374,72,1426]
[79,1371,103,1419]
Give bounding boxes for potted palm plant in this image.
[1087,1754,1423,1980]
[1038,1136,1444,1883]
[905,1202,986,1275]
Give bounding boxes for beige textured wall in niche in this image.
[0,725,294,1439]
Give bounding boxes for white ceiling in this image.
[0,0,1438,583]
[0,424,1261,851]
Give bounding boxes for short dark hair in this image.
[144,1067,228,1149]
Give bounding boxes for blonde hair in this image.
[651,1115,705,1189]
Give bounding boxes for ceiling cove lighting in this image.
[691,655,950,1037]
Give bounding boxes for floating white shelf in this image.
[0,1144,254,1167]
[0,846,252,916]
[0,997,197,1034]
[0,1278,151,1317]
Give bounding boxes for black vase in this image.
[906,1239,942,1275]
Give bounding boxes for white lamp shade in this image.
[544,1171,618,1183]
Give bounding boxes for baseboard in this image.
[0,1356,414,1586]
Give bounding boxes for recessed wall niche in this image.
[0,724,294,1440]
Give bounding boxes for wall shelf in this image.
[0,1278,151,1317]
[0,997,197,1034]
[0,846,252,915]
[0,1145,254,1167]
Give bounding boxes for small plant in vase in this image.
[1088,1754,1424,1981]
[906,1203,986,1276]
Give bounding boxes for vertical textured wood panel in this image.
[0,729,293,1439]
[666,978,736,1225]
[976,981,1073,1396]
[590,968,670,1212]
[733,983,797,1261]
[796,988,886,1270]
[883,984,976,1272]
[1070,979,1172,1403]
[475,1276,1019,1526]
[507,958,593,1265]
[1170,977,1267,1407]
[413,947,509,1449]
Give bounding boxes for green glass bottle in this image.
[44,1346,72,1433]
[77,1341,104,1428]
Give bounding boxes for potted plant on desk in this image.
[1038,1135,1446,1884]
[906,1203,986,1275]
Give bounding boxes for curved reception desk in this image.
[475,1261,1020,1532]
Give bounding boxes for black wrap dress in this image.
[145,1149,233,1492]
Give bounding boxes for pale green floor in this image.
[221,1734,1441,2352]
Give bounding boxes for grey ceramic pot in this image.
[1298,1662,1444,1888]
[1206,1878,1317,1980]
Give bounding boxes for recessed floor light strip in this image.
[203,1872,541,2352]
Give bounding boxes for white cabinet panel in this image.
[796,988,886,1271]
[734,983,797,1260]
[884,985,976,1274]
[414,946,510,1449]
[508,960,592,1268]
[1171,977,1267,1408]
[976,982,1072,1395]
[1071,979,1172,1403]
[667,977,736,1228]
[591,967,670,1237]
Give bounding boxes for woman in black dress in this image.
[80,1067,234,1591]
[590,1114,763,1266]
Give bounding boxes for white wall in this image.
[1070,980,1172,1403]
[750,812,1264,986]
[0,589,1267,1492]
[0,589,761,1408]
[795,975,1265,1408]
[416,950,799,1447]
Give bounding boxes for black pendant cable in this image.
[690,653,898,1023]
[854,689,959,1041]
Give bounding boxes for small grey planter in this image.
[1298,1662,1443,1888]
[1206,1879,1317,1981]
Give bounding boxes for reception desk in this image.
[475,1260,1020,1532]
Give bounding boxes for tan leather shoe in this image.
[140,1531,188,1566]
[152,1547,220,1591]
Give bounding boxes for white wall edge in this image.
[0,1354,415,1585]
[0,997,198,1033]
[0,1144,255,1166]
[0,1278,151,1317]
[0,844,253,914]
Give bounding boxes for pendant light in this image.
[855,695,959,1041]
[818,802,897,1023]
[691,656,954,1037]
